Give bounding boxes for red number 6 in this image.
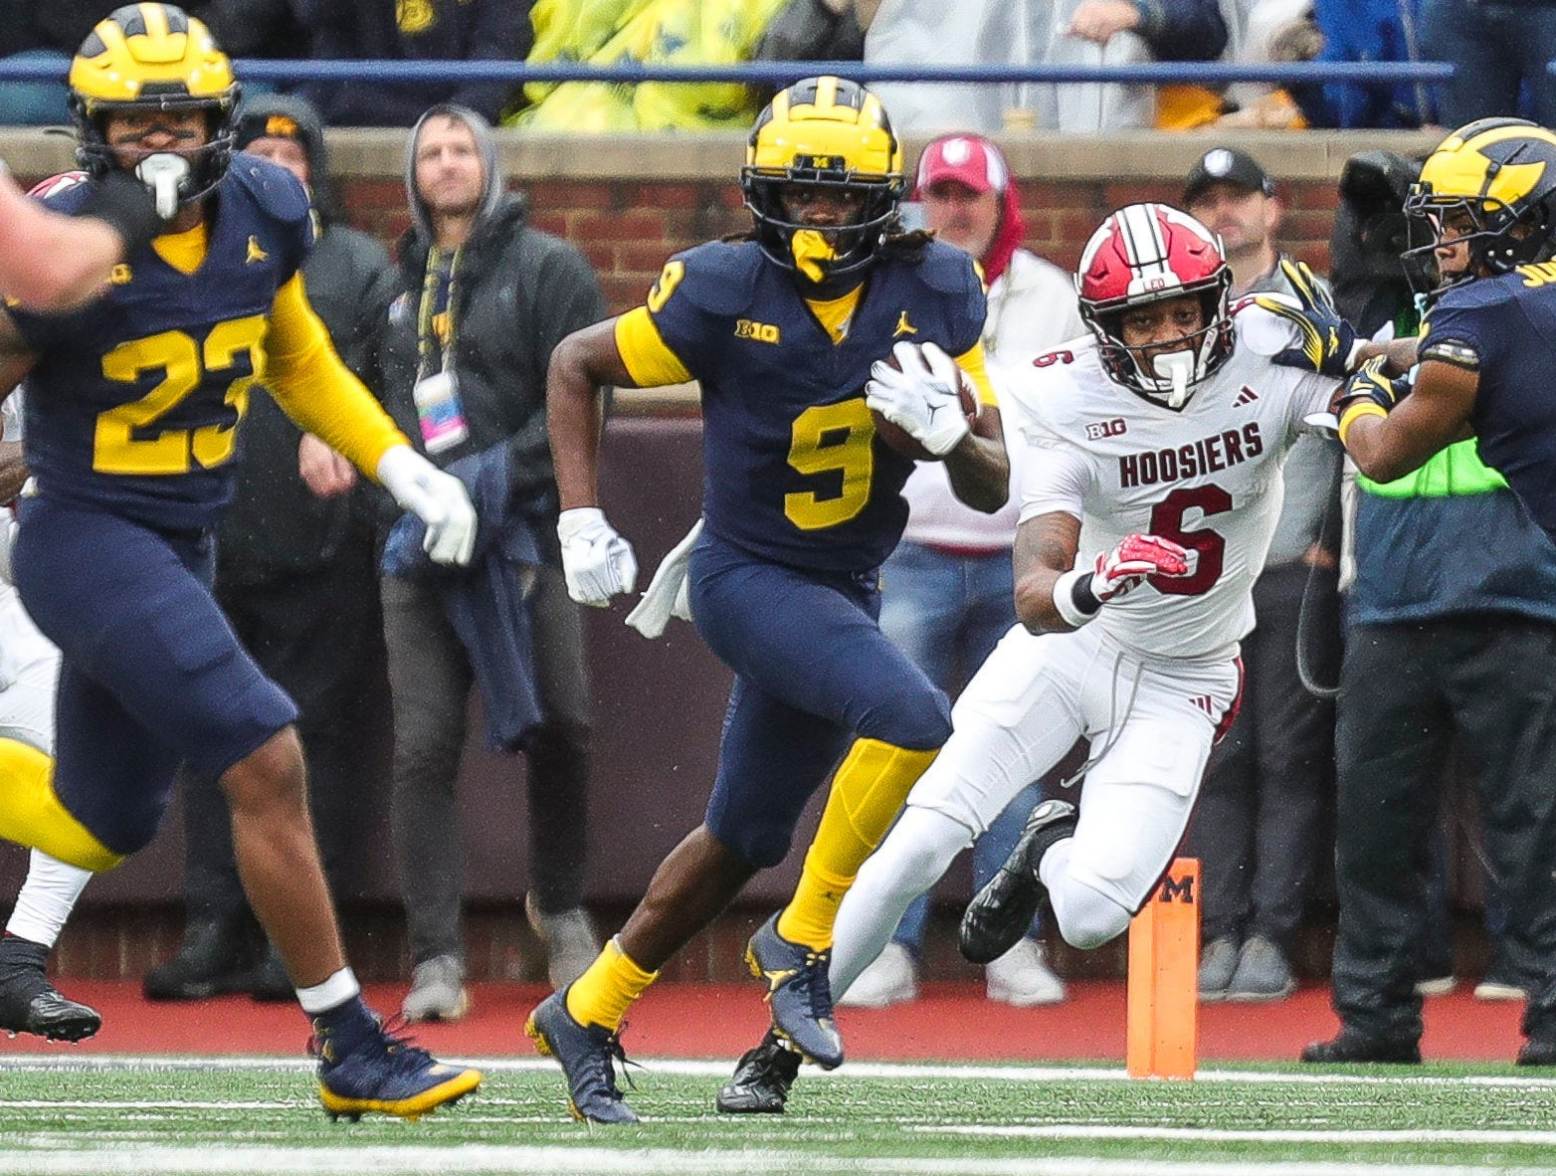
[1147,484,1232,596]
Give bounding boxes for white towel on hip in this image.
[625,518,703,639]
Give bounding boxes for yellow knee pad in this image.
[0,738,123,872]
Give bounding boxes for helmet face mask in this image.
[1075,203,1234,409]
[1403,118,1556,294]
[741,76,905,282]
[69,4,238,208]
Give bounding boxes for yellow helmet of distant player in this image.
[741,76,905,281]
[68,4,239,204]
[1405,118,1556,288]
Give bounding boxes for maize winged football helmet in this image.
[1405,118,1556,288]
[741,76,905,281]
[69,3,238,206]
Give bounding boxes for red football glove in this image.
[1090,533,1191,603]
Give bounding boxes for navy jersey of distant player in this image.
[7,155,313,531]
[1420,265,1556,539]
[628,237,986,572]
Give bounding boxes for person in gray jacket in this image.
[142,94,398,1002]
[369,104,606,1020]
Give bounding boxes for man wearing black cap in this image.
[142,94,396,1002]
[1183,147,1285,299]
[1181,146,1341,1006]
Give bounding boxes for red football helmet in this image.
[1075,203,1234,408]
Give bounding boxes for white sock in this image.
[830,806,973,997]
[295,966,360,1014]
[6,849,92,948]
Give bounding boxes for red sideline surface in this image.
[0,980,1528,1062]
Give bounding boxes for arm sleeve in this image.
[264,270,409,480]
[615,307,694,387]
[1018,428,1094,524]
[953,340,999,408]
[1419,299,1492,369]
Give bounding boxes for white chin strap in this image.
[1150,351,1196,409]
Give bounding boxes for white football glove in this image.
[865,340,971,457]
[558,506,638,607]
[377,445,478,567]
[1052,533,1190,627]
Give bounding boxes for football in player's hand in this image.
[871,344,981,461]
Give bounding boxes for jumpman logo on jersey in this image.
[1233,385,1259,407]
[893,311,918,337]
[245,235,269,264]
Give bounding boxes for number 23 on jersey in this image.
[93,316,266,476]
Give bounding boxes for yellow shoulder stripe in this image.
[955,340,999,408]
[615,306,692,388]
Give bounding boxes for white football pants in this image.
[831,621,1240,994]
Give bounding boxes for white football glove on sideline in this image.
[865,340,971,457]
[377,445,478,566]
[558,506,638,607]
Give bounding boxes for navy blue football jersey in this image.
[642,239,985,572]
[8,156,314,531]
[1421,268,1556,540]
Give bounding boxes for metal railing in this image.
[0,58,1459,88]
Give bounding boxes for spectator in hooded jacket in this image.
[367,104,606,1021]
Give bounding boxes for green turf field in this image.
[5,1056,1556,1174]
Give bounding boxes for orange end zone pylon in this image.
[1126,856,1200,1079]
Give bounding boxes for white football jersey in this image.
[1007,303,1338,661]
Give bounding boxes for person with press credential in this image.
[370,104,609,1021]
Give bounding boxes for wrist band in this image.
[1052,567,1101,629]
[1337,401,1388,448]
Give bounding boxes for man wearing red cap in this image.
[840,133,1083,1011]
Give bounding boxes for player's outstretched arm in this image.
[548,317,640,606]
[1015,511,1189,634]
[0,169,162,313]
[1337,358,1476,483]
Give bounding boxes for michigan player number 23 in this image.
[93,316,266,475]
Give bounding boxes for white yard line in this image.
[920,1123,1556,1146]
[0,1148,1552,1176]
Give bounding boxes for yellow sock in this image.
[776,739,938,951]
[565,937,659,1032]
[0,738,123,872]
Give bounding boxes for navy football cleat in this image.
[525,989,640,1124]
[0,937,100,1043]
[313,1014,481,1121]
[745,913,843,1070]
[960,799,1078,965]
[716,1028,802,1114]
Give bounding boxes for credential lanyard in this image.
[416,245,460,382]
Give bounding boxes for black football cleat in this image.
[526,989,640,1124]
[717,1029,802,1114]
[960,799,1077,965]
[745,914,843,1069]
[1518,1035,1556,1066]
[0,936,101,1043]
[1300,1027,1420,1064]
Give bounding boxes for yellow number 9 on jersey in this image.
[645,260,685,314]
[93,317,266,476]
[784,398,875,530]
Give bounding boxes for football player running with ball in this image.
[529,76,1010,1123]
[722,202,1362,1112]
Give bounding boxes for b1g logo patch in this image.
[1086,418,1127,440]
